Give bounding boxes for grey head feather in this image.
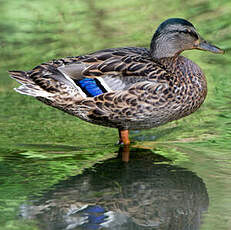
[150,18,199,59]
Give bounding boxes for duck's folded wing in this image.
[20,47,170,99]
[56,48,170,97]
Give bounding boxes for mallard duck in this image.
[9,18,224,146]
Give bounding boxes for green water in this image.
[1,0,231,229]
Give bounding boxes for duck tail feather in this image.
[9,70,53,98]
[8,70,33,85]
[14,84,53,98]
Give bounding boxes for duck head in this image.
[150,18,224,59]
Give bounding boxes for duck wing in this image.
[38,47,169,97]
[10,47,171,101]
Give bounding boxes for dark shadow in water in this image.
[20,148,209,230]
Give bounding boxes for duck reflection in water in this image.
[20,149,209,230]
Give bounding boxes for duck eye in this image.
[182,29,190,33]
[180,29,199,39]
[180,29,191,34]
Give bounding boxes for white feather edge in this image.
[58,66,113,98]
[14,85,53,98]
[97,77,113,93]
[58,67,87,98]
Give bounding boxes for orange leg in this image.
[118,129,130,145]
[118,129,131,162]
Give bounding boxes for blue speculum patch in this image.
[78,78,106,97]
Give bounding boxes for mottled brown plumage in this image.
[9,18,224,145]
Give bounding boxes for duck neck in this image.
[150,36,182,59]
[153,56,180,73]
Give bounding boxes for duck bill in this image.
[195,40,224,54]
